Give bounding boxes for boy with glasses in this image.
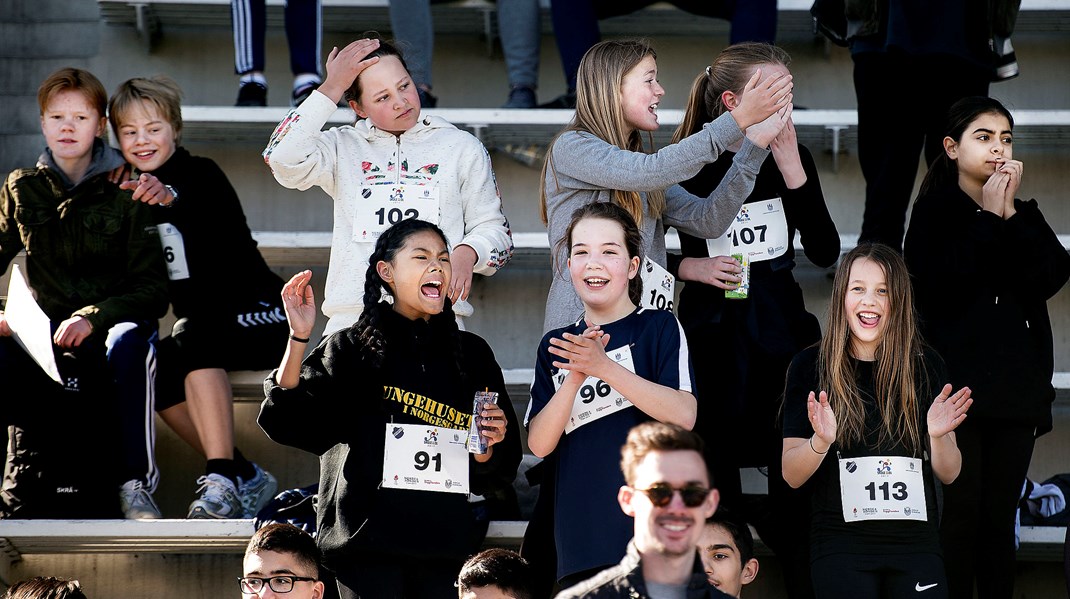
[240,523,324,598]
[556,421,732,598]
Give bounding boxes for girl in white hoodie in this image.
[264,37,513,337]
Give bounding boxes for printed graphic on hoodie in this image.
[383,385,472,430]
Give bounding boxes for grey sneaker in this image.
[120,479,162,519]
[238,463,279,518]
[188,474,243,519]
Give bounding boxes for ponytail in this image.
[672,71,714,144]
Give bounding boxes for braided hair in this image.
[354,219,466,381]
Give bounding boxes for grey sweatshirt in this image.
[542,111,770,331]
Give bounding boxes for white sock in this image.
[239,73,267,88]
[292,73,321,92]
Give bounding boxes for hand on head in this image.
[281,270,316,339]
[320,38,382,104]
[731,68,793,131]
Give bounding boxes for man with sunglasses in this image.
[240,523,325,598]
[556,422,732,599]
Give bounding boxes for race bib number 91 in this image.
[382,423,469,494]
[839,455,927,522]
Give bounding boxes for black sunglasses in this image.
[634,483,710,507]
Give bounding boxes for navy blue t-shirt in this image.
[527,307,695,580]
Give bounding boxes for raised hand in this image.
[807,390,837,448]
[927,384,972,439]
[319,38,382,104]
[746,102,792,149]
[731,69,793,130]
[548,325,612,382]
[998,159,1023,219]
[281,270,317,339]
[769,117,807,188]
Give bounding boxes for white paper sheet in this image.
[5,265,62,384]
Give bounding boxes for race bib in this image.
[354,185,441,243]
[839,455,927,522]
[382,423,469,494]
[552,345,636,434]
[156,223,190,280]
[705,198,789,264]
[640,258,675,312]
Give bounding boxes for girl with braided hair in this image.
[259,219,522,599]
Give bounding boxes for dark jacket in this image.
[555,542,733,599]
[0,141,168,331]
[147,147,283,319]
[259,309,522,569]
[904,181,1070,434]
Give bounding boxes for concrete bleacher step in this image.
[180,106,1070,154]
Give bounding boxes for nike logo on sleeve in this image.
[915,582,939,592]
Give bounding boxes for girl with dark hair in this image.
[527,202,697,585]
[782,243,973,599]
[3,577,86,599]
[259,219,522,599]
[904,96,1070,599]
[670,43,840,598]
[264,36,513,338]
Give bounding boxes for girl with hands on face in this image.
[261,220,520,599]
[782,244,971,599]
[264,36,513,339]
[526,202,696,585]
[665,43,839,599]
[905,97,1070,599]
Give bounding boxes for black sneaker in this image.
[538,90,576,109]
[291,81,320,106]
[502,86,536,109]
[418,88,438,109]
[236,82,268,107]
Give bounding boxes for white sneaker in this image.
[119,479,161,519]
[188,474,243,519]
[238,462,278,518]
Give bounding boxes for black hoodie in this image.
[259,308,521,568]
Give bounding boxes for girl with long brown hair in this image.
[782,243,972,599]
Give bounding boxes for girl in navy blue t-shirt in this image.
[527,202,697,585]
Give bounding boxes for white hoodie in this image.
[264,91,513,335]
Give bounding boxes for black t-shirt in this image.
[783,346,948,559]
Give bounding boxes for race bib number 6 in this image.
[839,455,927,522]
[382,423,469,494]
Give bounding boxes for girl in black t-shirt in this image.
[782,244,972,599]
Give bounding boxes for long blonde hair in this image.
[673,42,791,144]
[819,243,929,454]
[540,39,665,228]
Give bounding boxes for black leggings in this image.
[811,552,948,599]
[939,417,1036,599]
